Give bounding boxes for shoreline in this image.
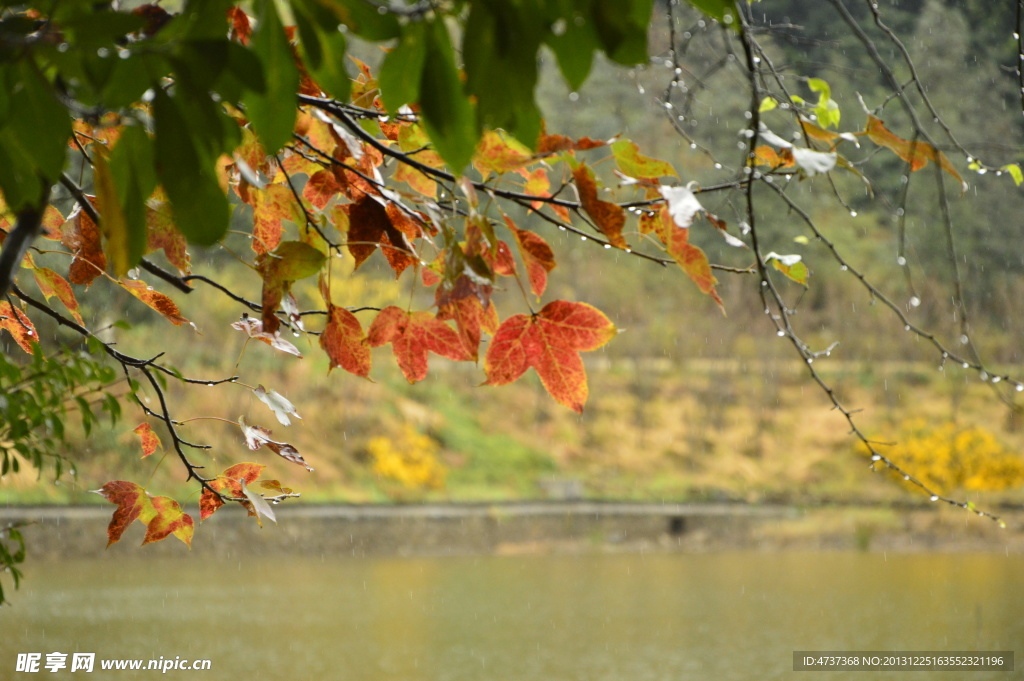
[4,501,1023,559]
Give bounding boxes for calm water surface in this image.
[1,551,1020,680]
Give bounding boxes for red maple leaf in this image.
[95,480,151,547]
[368,306,472,382]
[484,300,616,412]
[320,305,371,377]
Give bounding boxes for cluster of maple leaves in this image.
[0,4,984,548]
[1,6,735,548]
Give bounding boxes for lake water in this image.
[1,551,1020,680]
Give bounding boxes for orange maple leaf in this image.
[0,302,38,353]
[251,184,298,254]
[368,306,473,382]
[864,115,964,188]
[437,295,499,360]
[118,279,191,326]
[572,164,628,248]
[62,201,106,286]
[145,202,191,275]
[484,300,616,413]
[94,481,193,548]
[33,267,84,326]
[133,423,161,458]
[200,462,266,521]
[143,495,194,547]
[320,305,372,377]
[504,216,556,297]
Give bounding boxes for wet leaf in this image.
[320,305,372,377]
[92,146,135,278]
[145,202,191,275]
[143,495,194,547]
[251,183,300,254]
[437,295,499,360]
[418,19,477,173]
[610,139,676,179]
[504,216,556,297]
[257,240,326,333]
[0,302,38,353]
[242,0,299,153]
[302,169,342,210]
[368,306,473,383]
[239,415,275,451]
[93,480,151,547]
[572,163,627,248]
[33,267,84,326]
[484,300,616,412]
[1002,164,1022,186]
[473,130,535,177]
[242,478,276,526]
[344,194,416,275]
[231,315,303,357]
[791,147,837,176]
[766,252,809,286]
[865,116,965,190]
[663,217,723,311]
[199,462,267,521]
[253,385,301,426]
[264,440,314,472]
[62,202,107,287]
[133,423,161,458]
[118,279,191,326]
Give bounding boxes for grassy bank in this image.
[3,349,1024,516]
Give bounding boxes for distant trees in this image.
[1,0,1023,600]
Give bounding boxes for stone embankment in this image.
[3,502,1022,559]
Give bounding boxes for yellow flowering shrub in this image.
[368,425,446,496]
[869,419,1024,493]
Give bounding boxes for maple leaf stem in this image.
[234,337,251,375]
[143,448,172,489]
[175,416,239,427]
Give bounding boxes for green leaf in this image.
[463,2,544,146]
[759,96,778,113]
[3,62,72,188]
[242,0,299,154]
[312,0,400,41]
[545,9,599,91]
[152,91,230,246]
[1001,164,1023,186]
[92,148,134,278]
[108,126,157,275]
[808,77,840,129]
[611,138,677,179]
[686,0,739,26]
[419,20,477,173]
[592,0,656,65]
[270,241,327,281]
[294,0,352,102]
[766,252,809,286]
[378,21,427,113]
